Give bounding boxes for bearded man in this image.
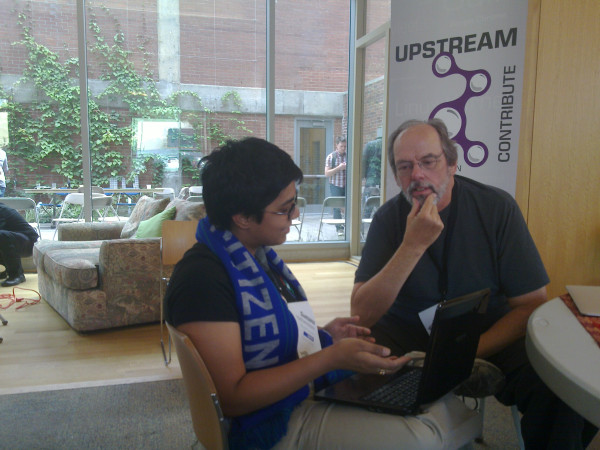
[351,118,597,448]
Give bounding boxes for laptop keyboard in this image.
[361,368,421,407]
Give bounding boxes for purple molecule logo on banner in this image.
[429,53,491,168]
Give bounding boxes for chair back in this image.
[189,185,203,195]
[296,196,307,209]
[77,186,105,194]
[0,197,36,211]
[63,193,85,206]
[161,220,198,266]
[363,195,381,216]
[322,196,346,209]
[291,196,307,240]
[154,187,175,201]
[90,195,113,210]
[186,195,203,203]
[0,197,41,236]
[159,220,199,365]
[167,323,228,450]
[317,196,346,240]
[177,186,189,199]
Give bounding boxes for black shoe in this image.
[2,274,26,287]
[454,358,506,398]
[0,271,7,280]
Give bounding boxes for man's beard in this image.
[401,175,450,206]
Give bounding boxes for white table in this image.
[526,297,600,427]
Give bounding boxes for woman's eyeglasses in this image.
[264,195,298,221]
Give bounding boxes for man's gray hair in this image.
[387,119,458,172]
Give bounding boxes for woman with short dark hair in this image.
[164,137,479,449]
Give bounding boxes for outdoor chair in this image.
[189,185,203,196]
[167,323,228,450]
[160,220,199,365]
[78,186,119,219]
[0,197,41,237]
[361,195,381,239]
[317,196,346,241]
[186,195,203,203]
[35,188,69,224]
[52,193,115,239]
[154,187,175,201]
[291,196,306,241]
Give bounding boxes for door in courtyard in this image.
[295,119,333,205]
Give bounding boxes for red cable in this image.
[0,287,41,310]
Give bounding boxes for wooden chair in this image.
[317,196,346,240]
[167,323,228,450]
[160,220,199,365]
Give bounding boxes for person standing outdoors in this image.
[324,136,347,236]
[0,147,9,197]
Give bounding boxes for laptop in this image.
[566,285,600,317]
[314,289,490,415]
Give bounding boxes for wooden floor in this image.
[0,261,356,395]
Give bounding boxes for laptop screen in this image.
[417,289,490,405]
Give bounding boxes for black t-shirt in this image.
[164,243,239,327]
[165,241,305,329]
[355,175,549,332]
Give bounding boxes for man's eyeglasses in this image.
[264,195,297,221]
[397,153,444,176]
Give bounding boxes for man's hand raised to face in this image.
[403,194,444,253]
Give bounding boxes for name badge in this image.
[419,303,438,335]
[287,301,322,358]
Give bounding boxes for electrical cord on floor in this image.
[0,286,41,310]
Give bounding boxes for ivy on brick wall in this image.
[0,7,250,190]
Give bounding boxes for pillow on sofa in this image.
[120,196,170,239]
[135,206,177,238]
[167,198,206,222]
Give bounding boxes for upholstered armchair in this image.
[33,197,205,332]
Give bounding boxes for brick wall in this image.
[0,0,380,189]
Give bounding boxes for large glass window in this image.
[86,0,267,199]
[0,0,357,250]
[275,2,350,242]
[358,37,386,241]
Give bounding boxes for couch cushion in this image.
[135,206,176,238]
[43,247,101,290]
[57,221,125,241]
[167,198,206,222]
[120,196,170,239]
[34,240,103,271]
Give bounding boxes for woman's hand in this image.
[329,338,411,375]
[323,316,374,343]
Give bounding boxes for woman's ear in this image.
[232,213,251,229]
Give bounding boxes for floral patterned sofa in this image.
[33,196,205,332]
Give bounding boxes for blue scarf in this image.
[196,217,309,449]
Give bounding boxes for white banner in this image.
[388,0,529,197]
